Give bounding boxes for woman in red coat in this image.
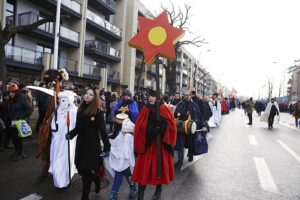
[132,90,177,200]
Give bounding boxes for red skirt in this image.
[132,141,175,185]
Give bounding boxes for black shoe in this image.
[94,179,100,194]
[56,187,67,193]
[247,123,252,125]
[188,157,193,162]
[152,187,162,200]
[174,161,183,169]
[137,185,145,200]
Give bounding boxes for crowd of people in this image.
[4,69,295,200]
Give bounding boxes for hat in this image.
[111,93,118,100]
[8,84,19,92]
[121,118,134,133]
[148,89,156,97]
[123,89,132,98]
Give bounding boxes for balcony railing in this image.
[58,57,78,73]
[86,9,121,37]
[108,70,120,82]
[60,26,79,43]
[5,44,43,65]
[85,40,121,58]
[101,0,116,9]
[56,0,81,14]
[83,63,100,78]
[6,16,14,26]
[18,12,79,43]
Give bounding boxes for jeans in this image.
[247,113,253,124]
[112,167,133,192]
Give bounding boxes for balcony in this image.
[86,9,121,41]
[58,57,78,76]
[18,12,80,48]
[145,80,155,89]
[88,0,116,15]
[85,40,121,62]
[6,16,14,26]
[107,70,120,84]
[135,58,144,69]
[27,0,81,19]
[83,63,101,80]
[5,44,43,71]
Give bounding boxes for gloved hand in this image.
[100,151,110,157]
[65,134,72,140]
[156,119,168,136]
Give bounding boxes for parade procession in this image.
[1,0,300,200]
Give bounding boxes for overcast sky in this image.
[139,0,300,98]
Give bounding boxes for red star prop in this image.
[128,11,185,65]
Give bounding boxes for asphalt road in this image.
[0,109,299,200]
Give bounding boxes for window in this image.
[36,44,52,54]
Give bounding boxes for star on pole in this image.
[128,11,185,65]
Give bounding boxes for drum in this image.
[176,120,197,135]
[115,113,129,125]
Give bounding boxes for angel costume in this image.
[48,90,77,188]
[260,99,280,129]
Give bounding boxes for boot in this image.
[81,177,91,200]
[129,183,137,199]
[152,185,162,200]
[94,179,100,194]
[108,191,118,200]
[137,184,146,200]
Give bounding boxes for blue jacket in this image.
[113,99,139,123]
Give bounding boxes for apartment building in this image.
[176,46,218,96]
[1,0,217,96]
[1,0,127,93]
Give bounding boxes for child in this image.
[107,118,137,200]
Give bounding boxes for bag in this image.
[193,131,208,155]
[0,118,5,131]
[15,120,32,138]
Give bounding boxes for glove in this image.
[65,134,72,140]
[100,151,110,157]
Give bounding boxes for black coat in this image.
[69,106,111,171]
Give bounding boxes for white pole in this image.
[53,0,61,70]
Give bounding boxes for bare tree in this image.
[0,15,55,85]
[278,79,283,97]
[267,77,274,100]
[156,3,206,94]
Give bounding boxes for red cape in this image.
[134,103,177,154]
[133,104,177,185]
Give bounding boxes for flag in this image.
[231,88,237,97]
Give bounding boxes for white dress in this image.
[48,104,77,188]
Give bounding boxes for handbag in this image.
[15,119,32,138]
[193,131,208,155]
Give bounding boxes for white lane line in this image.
[20,193,43,200]
[277,140,300,163]
[248,135,258,145]
[254,157,278,193]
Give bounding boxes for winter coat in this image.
[69,106,111,171]
[246,100,254,113]
[293,103,300,118]
[7,93,32,122]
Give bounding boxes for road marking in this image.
[248,135,258,145]
[20,193,43,200]
[277,140,300,163]
[254,157,278,193]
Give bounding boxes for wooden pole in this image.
[155,55,162,179]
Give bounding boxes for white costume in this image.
[208,101,217,128]
[108,118,135,177]
[49,90,78,188]
[214,100,222,125]
[260,101,280,123]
